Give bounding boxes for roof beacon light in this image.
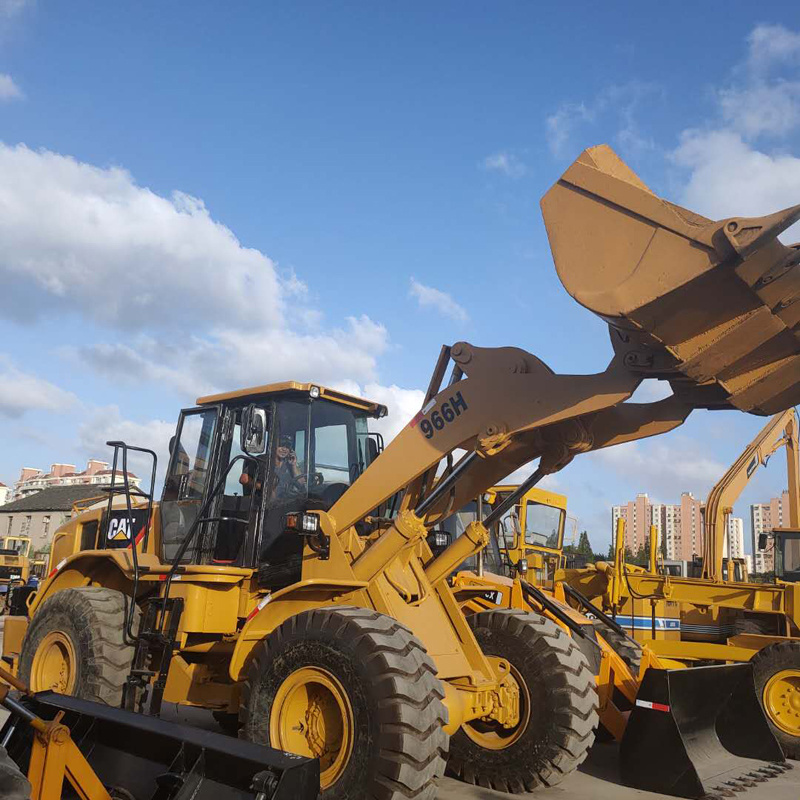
[309,386,321,399]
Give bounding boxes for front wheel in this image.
[751,640,800,758]
[240,607,449,800]
[448,610,598,792]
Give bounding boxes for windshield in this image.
[4,538,30,557]
[270,398,372,509]
[524,500,563,550]
[777,533,800,582]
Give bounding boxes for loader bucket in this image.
[1,690,320,800]
[542,145,800,416]
[620,664,788,798]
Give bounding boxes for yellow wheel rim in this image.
[462,660,530,751]
[270,666,354,789]
[764,669,800,736]
[31,631,77,694]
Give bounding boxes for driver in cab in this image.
[274,434,305,499]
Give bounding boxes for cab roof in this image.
[196,381,387,417]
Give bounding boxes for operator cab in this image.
[159,382,386,583]
[773,528,800,583]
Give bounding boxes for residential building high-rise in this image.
[723,516,745,559]
[751,491,791,573]
[13,459,140,500]
[613,492,704,561]
[0,483,10,506]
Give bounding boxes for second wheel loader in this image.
[4,143,800,799]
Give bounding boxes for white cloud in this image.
[670,25,800,242]
[78,405,174,487]
[0,74,22,101]
[589,436,726,502]
[482,151,526,179]
[672,131,800,241]
[0,0,30,17]
[0,142,399,403]
[0,143,284,330]
[0,356,78,418]
[409,278,468,322]
[746,24,800,73]
[545,83,659,158]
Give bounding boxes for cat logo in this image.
[107,517,134,542]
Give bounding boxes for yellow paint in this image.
[270,666,354,789]
[764,669,800,736]
[31,631,77,694]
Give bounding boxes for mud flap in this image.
[620,664,789,798]
[1,690,320,800]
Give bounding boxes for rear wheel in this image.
[240,606,448,799]
[19,587,139,705]
[751,641,800,758]
[447,610,598,791]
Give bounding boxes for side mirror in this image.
[758,533,769,551]
[241,405,268,456]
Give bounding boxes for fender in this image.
[228,578,369,681]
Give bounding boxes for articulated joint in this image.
[441,661,520,736]
[351,510,428,583]
[425,521,490,587]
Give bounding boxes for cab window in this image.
[524,501,563,550]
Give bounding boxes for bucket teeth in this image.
[745,771,768,783]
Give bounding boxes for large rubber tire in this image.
[19,587,139,705]
[751,641,800,759]
[240,606,448,800]
[447,610,598,791]
[0,745,30,800]
[593,623,642,678]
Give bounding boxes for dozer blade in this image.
[542,145,800,416]
[1,690,320,800]
[620,664,788,799]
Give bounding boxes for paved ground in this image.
[1,618,796,799]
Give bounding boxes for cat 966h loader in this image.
[4,145,800,800]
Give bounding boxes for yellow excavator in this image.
[3,144,800,799]
[563,408,800,759]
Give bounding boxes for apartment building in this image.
[14,459,140,500]
[751,491,791,573]
[723,516,745,559]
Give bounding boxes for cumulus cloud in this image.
[0,143,285,330]
[588,435,726,501]
[482,151,526,179]
[78,405,174,487]
[0,142,405,406]
[670,24,800,241]
[0,74,22,101]
[0,356,78,417]
[409,278,468,322]
[346,382,426,443]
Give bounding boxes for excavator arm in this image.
[702,408,800,581]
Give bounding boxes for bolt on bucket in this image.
[620,664,788,798]
[542,145,800,416]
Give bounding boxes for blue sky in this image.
[0,2,799,554]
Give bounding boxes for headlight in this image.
[285,512,320,534]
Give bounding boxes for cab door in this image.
[160,406,220,563]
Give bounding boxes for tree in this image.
[577,531,593,556]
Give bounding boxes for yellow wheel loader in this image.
[436,485,791,797]
[4,144,800,799]
[563,408,800,760]
[0,536,31,613]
